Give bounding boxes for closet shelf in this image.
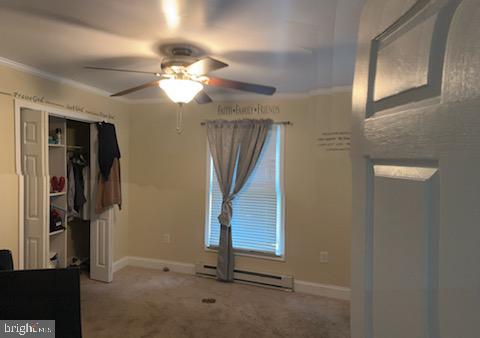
[49,143,65,148]
[67,145,84,150]
[49,228,65,236]
[50,191,66,197]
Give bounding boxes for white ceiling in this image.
[0,0,364,100]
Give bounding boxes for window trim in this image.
[203,245,286,262]
[204,125,286,260]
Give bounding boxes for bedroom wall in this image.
[128,91,352,287]
[0,60,352,287]
[0,63,131,265]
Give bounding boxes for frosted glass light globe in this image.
[159,79,203,104]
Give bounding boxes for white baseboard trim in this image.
[294,280,351,300]
[114,256,195,275]
[113,256,130,273]
[113,256,350,300]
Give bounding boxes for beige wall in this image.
[128,92,352,286]
[0,61,352,287]
[0,64,130,264]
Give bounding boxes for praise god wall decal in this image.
[0,90,115,119]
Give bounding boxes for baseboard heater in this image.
[195,263,293,291]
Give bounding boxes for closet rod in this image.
[200,120,292,126]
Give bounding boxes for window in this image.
[205,124,284,257]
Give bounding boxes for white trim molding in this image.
[15,99,109,270]
[113,256,351,301]
[112,256,131,273]
[131,86,354,104]
[0,56,351,104]
[115,256,196,275]
[294,280,351,301]
[0,56,126,100]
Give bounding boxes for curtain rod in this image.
[200,120,292,126]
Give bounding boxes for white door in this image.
[89,123,113,282]
[20,108,49,269]
[351,0,479,337]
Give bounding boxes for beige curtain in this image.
[206,119,273,281]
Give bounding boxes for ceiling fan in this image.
[85,47,276,104]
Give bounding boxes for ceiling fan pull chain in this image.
[176,103,184,134]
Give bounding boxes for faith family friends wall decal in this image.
[0,90,115,119]
[317,131,351,152]
[217,103,280,116]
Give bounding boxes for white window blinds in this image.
[206,124,284,256]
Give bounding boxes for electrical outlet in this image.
[163,234,171,244]
[320,251,329,263]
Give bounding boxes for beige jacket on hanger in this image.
[95,158,122,213]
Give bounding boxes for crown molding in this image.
[129,86,353,105]
[0,56,351,105]
[310,85,353,95]
[0,56,128,102]
[129,92,293,104]
[126,97,170,104]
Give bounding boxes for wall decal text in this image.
[217,104,280,116]
[0,90,115,119]
[317,131,351,152]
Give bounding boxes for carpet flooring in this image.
[81,266,350,338]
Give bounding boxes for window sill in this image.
[204,246,286,262]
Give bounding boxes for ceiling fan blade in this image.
[85,66,161,76]
[186,57,228,76]
[110,80,160,97]
[195,90,213,104]
[207,77,276,95]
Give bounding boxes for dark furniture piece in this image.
[0,249,14,271]
[0,268,82,338]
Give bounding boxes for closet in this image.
[48,117,91,272]
[19,106,114,282]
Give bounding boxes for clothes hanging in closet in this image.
[96,122,121,181]
[73,161,86,212]
[67,153,89,220]
[81,165,90,219]
[96,158,122,213]
[67,159,76,218]
[95,122,122,213]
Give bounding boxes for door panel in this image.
[89,123,113,282]
[437,154,480,338]
[367,0,460,115]
[352,0,479,337]
[373,5,436,102]
[95,218,107,266]
[21,108,48,269]
[371,164,439,338]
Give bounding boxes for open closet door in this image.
[21,108,48,269]
[90,123,113,282]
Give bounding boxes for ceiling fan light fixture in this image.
[159,78,203,104]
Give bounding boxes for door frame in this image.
[14,99,110,269]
